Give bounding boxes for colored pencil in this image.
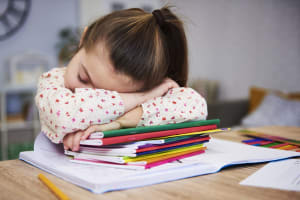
[239,130,300,146]
[38,174,69,200]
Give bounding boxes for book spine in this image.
[136,136,210,153]
[102,119,220,138]
[80,140,103,146]
[88,132,104,139]
[101,124,217,146]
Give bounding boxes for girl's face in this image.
[64,44,143,93]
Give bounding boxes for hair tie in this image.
[152,9,165,27]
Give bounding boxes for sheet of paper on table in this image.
[240,159,300,191]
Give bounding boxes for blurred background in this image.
[0,0,299,160]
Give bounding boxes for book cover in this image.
[81,124,217,146]
[89,119,220,138]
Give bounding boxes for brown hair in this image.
[79,7,188,91]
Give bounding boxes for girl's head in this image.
[64,7,188,93]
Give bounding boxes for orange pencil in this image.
[38,173,69,200]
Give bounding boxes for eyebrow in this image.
[81,64,95,88]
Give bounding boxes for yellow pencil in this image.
[38,173,70,200]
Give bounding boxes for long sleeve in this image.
[138,87,207,126]
[35,67,125,143]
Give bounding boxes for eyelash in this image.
[78,74,88,84]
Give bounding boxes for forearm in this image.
[138,87,208,126]
[119,78,180,113]
[116,106,143,128]
[119,93,148,113]
[80,106,143,140]
[36,88,125,142]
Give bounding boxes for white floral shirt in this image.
[35,67,207,143]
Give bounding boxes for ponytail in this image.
[152,7,188,87]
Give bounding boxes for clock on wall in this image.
[0,0,31,41]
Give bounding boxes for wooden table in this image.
[0,126,299,200]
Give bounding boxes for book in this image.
[70,124,214,169]
[19,132,300,193]
[67,136,210,158]
[240,159,300,191]
[80,124,217,146]
[73,149,206,170]
[88,119,220,138]
[65,140,208,164]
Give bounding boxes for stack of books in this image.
[65,119,229,169]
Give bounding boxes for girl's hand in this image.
[116,106,143,128]
[143,78,179,100]
[80,121,121,141]
[63,131,84,151]
[119,78,179,112]
[81,106,143,140]
[63,121,122,151]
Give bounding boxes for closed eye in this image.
[78,74,89,84]
[80,64,95,88]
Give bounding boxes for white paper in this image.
[240,159,300,191]
[19,133,300,193]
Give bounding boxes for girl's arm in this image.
[117,87,207,127]
[36,69,125,143]
[36,68,176,144]
[80,87,207,143]
[138,87,208,126]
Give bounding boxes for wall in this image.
[0,0,78,85]
[169,0,300,100]
[79,0,162,27]
[1,0,299,101]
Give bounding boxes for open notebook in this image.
[19,133,300,193]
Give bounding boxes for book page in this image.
[240,159,300,191]
[179,137,300,170]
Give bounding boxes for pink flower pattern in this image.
[138,87,207,126]
[35,67,207,144]
[35,67,125,143]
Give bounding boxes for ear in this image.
[79,26,88,47]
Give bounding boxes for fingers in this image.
[164,78,179,89]
[81,122,121,140]
[63,133,74,150]
[72,131,84,151]
[81,125,97,141]
[158,79,178,96]
[63,131,83,151]
[63,122,122,151]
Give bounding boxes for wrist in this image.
[119,92,148,112]
[136,92,149,105]
[116,106,143,128]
